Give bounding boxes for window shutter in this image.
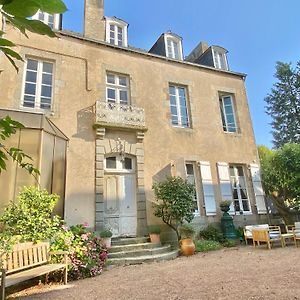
[199,161,216,216]
[217,162,234,214]
[250,164,267,214]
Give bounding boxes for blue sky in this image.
[63,0,300,147]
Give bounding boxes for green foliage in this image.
[153,176,195,241]
[0,0,67,70]
[265,61,300,148]
[0,116,39,176]
[198,225,225,243]
[147,225,161,235]
[258,144,300,223]
[219,200,232,208]
[98,229,113,238]
[0,186,62,242]
[235,227,245,242]
[51,224,108,280]
[179,224,195,239]
[195,240,222,252]
[222,239,237,247]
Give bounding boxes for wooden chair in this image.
[0,242,68,300]
[243,224,269,245]
[286,222,300,247]
[252,225,284,249]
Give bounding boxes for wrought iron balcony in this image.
[95,101,147,131]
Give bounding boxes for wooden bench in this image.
[243,224,269,244]
[0,242,68,300]
[252,225,284,249]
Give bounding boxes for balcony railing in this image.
[95,101,147,131]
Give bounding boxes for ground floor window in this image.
[229,165,251,214]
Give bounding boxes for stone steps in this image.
[108,237,179,266]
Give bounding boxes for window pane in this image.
[242,200,250,211]
[106,157,116,169]
[107,74,115,84]
[186,164,194,175]
[42,73,52,85]
[25,83,36,95]
[119,76,127,86]
[123,158,132,170]
[169,86,176,95]
[170,105,177,116]
[178,88,185,98]
[40,98,51,109]
[27,59,38,71]
[23,95,35,107]
[43,62,53,73]
[26,71,37,83]
[119,90,128,103]
[110,24,114,31]
[41,85,52,97]
[107,88,116,100]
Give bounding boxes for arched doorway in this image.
[104,154,137,237]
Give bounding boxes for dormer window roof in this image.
[32,11,61,30]
[164,33,183,60]
[105,17,128,47]
[212,46,228,70]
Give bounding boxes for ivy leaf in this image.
[33,0,67,14]
[0,38,16,47]
[2,0,40,17]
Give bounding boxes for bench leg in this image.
[63,267,68,285]
[45,273,49,284]
[1,269,6,300]
[267,241,271,250]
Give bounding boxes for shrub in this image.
[222,239,237,247]
[51,224,108,280]
[195,240,223,252]
[198,225,225,243]
[98,229,113,238]
[0,186,62,242]
[153,176,195,241]
[147,225,161,235]
[179,224,195,239]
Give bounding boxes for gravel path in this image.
[10,246,300,300]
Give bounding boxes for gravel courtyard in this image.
[10,246,300,300]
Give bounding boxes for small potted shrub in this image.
[99,229,113,248]
[179,224,196,256]
[220,200,232,213]
[148,225,161,244]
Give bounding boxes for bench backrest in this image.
[244,224,269,238]
[0,242,50,275]
[252,229,269,242]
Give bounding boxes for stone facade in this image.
[0,1,268,238]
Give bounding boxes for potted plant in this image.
[99,229,113,248]
[179,224,195,256]
[220,200,232,213]
[148,225,161,244]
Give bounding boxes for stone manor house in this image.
[0,0,268,238]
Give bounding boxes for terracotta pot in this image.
[149,233,161,244]
[101,237,111,248]
[180,238,195,256]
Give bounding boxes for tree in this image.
[0,0,67,70]
[258,143,300,224]
[265,61,300,148]
[153,176,195,241]
[0,116,39,176]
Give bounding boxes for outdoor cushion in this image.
[269,233,280,239]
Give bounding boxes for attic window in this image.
[32,11,60,30]
[106,18,128,47]
[165,34,183,60]
[213,49,228,70]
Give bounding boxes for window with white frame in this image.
[22,58,54,110]
[106,73,130,105]
[169,85,190,128]
[185,163,199,215]
[105,18,128,47]
[105,156,134,171]
[219,95,238,133]
[213,49,228,70]
[229,165,251,214]
[165,36,182,60]
[32,11,60,30]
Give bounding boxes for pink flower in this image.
[83,222,89,228]
[81,233,89,241]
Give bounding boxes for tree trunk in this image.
[272,196,294,224]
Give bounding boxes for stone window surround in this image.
[105,17,128,47]
[164,33,183,60]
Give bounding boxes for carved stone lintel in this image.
[136,131,145,142]
[96,127,106,139]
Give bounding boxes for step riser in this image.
[109,250,179,266]
[109,246,171,259]
[112,237,149,246]
[109,243,160,253]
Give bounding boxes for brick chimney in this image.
[186,41,209,63]
[84,0,105,41]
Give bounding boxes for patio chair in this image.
[243,224,269,245]
[293,222,300,247]
[252,225,284,249]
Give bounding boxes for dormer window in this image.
[212,47,228,70]
[105,17,128,47]
[164,34,183,60]
[32,11,61,30]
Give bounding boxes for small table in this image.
[282,233,294,246]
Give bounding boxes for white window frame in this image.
[105,18,128,47]
[164,34,183,60]
[106,73,130,105]
[212,48,228,70]
[32,10,60,30]
[219,94,238,133]
[229,165,252,215]
[185,162,200,216]
[105,155,135,174]
[169,85,190,128]
[21,58,54,111]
